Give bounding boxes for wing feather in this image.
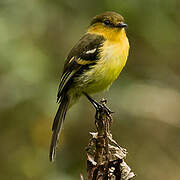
[57,33,105,101]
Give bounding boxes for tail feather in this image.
[49,95,69,162]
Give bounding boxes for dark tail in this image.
[49,95,69,162]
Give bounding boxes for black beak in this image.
[116,22,128,28]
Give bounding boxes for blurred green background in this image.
[0,0,180,179]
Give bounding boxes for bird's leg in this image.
[83,93,113,115]
[83,92,102,111]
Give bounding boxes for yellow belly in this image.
[82,38,129,94]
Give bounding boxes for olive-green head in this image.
[90,11,127,29]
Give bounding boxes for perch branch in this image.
[86,98,135,180]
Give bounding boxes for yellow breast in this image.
[83,29,129,94]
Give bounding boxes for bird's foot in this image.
[83,93,114,122]
[100,98,114,115]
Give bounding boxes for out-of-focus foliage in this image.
[0,0,180,179]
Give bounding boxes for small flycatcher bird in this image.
[50,11,130,161]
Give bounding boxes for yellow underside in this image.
[68,28,129,105]
[79,29,129,93]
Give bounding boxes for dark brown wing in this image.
[57,33,105,102]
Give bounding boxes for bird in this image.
[49,11,130,162]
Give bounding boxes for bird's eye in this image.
[104,20,111,26]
